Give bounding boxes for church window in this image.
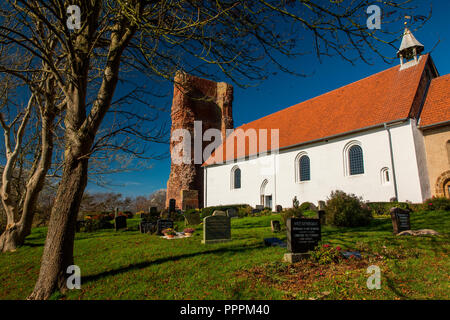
[299,155,311,181]
[348,145,364,175]
[231,166,241,189]
[381,167,390,184]
[447,140,450,165]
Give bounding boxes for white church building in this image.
[202,28,450,209]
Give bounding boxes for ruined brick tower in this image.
[165,71,233,209]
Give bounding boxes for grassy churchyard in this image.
[0,210,449,300]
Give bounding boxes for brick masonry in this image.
[165,71,234,209]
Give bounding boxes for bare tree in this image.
[0,0,429,299]
[0,67,59,251]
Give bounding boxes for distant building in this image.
[202,27,450,208]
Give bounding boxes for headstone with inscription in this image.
[390,207,411,234]
[287,218,321,253]
[202,215,231,244]
[271,220,281,232]
[114,215,127,231]
[139,221,155,234]
[157,219,174,235]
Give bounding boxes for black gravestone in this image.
[115,215,127,231]
[169,199,176,213]
[139,221,155,234]
[317,210,326,225]
[390,207,411,234]
[157,219,174,235]
[287,218,321,253]
[202,215,231,244]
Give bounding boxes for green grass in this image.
[0,211,448,300]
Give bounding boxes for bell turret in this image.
[397,23,424,68]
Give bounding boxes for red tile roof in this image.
[204,54,430,166]
[419,73,450,128]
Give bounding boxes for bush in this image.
[325,190,372,227]
[201,204,250,218]
[80,219,113,232]
[280,208,303,227]
[299,201,315,212]
[366,202,411,216]
[310,244,342,265]
[238,206,253,218]
[423,197,450,211]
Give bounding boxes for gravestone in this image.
[390,207,411,234]
[287,218,321,253]
[226,208,238,218]
[202,215,231,244]
[157,219,174,235]
[212,210,227,216]
[271,220,281,232]
[139,221,155,234]
[255,205,264,210]
[115,215,127,231]
[184,212,201,225]
[275,205,283,213]
[317,210,326,225]
[169,198,176,213]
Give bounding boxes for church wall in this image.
[422,124,450,197]
[204,121,426,208]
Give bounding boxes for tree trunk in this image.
[27,154,88,300]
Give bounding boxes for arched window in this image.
[299,155,310,181]
[348,145,364,175]
[295,151,310,182]
[231,166,241,189]
[381,167,390,185]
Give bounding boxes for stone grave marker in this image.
[212,210,227,216]
[202,215,231,244]
[284,218,321,263]
[115,215,127,231]
[157,219,174,235]
[139,221,155,234]
[317,210,326,225]
[390,207,411,234]
[184,211,201,225]
[169,198,176,213]
[271,220,281,232]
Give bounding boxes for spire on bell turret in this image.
[397,21,424,67]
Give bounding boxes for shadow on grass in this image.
[385,275,409,300]
[82,244,264,284]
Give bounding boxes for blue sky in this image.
[86,0,450,197]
